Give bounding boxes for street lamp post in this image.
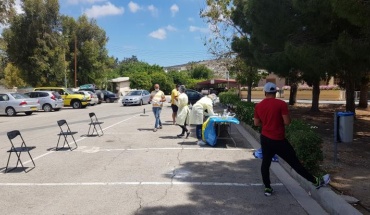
[74,35,77,88]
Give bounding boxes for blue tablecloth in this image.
[202,116,240,146]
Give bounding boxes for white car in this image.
[75,91,99,106]
[0,92,40,116]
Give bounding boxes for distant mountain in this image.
[164,59,231,79]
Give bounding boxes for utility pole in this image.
[74,35,77,88]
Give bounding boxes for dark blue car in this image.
[185,89,203,105]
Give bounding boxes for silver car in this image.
[0,92,40,116]
[75,91,99,106]
[25,91,64,112]
[122,90,151,106]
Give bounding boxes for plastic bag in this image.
[253,148,278,162]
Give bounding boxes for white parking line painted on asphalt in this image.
[0,182,284,187]
[20,114,141,165]
[77,147,247,152]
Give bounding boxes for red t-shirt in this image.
[254,98,289,140]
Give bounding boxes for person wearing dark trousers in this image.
[189,94,216,146]
[254,82,330,196]
[176,85,190,138]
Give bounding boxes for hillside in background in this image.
[164,59,230,79]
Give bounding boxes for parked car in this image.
[96,90,119,103]
[25,91,64,112]
[87,91,100,105]
[34,87,90,109]
[75,91,99,106]
[122,90,151,106]
[185,89,204,105]
[0,92,40,116]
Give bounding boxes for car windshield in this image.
[127,91,142,96]
[11,93,29,99]
[65,88,75,94]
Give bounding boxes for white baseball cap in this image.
[264,82,277,93]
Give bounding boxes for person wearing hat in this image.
[175,85,191,138]
[189,94,216,146]
[170,84,180,125]
[254,82,330,196]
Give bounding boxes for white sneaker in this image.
[323,174,331,185]
[197,140,206,146]
[314,174,331,189]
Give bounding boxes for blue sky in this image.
[58,0,213,67]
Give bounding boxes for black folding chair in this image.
[5,130,36,173]
[56,120,78,151]
[87,112,104,136]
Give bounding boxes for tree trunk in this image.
[310,80,320,112]
[247,80,252,103]
[345,74,356,113]
[358,75,369,108]
[289,83,297,105]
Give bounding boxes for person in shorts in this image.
[171,84,180,124]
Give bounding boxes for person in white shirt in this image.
[176,85,190,138]
[189,94,216,145]
[149,84,166,132]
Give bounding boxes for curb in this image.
[237,122,362,215]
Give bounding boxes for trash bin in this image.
[337,112,354,143]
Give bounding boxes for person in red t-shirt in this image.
[254,82,330,196]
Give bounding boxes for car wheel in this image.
[43,104,52,112]
[6,107,16,116]
[25,111,33,115]
[72,100,82,109]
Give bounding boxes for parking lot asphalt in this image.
[0,102,337,214]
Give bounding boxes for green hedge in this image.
[286,120,323,175]
[219,91,240,106]
[235,101,259,131]
[234,101,323,174]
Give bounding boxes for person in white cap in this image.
[189,94,216,146]
[254,82,330,196]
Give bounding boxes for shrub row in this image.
[218,91,240,106]
[219,97,323,174]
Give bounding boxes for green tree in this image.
[0,0,15,25]
[229,56,262,102]
[3,0,63,87]
[150,72,174,94]
[167,70,190,85]
[115,60,163,77]
[4,63,26,88]
[188,64,213,79]
[328,0,370,109]
[129,72,152,90]
[0,37,7,81]
[73,15,109,87]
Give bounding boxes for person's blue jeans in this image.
[196,124,202,140]
[152,107,162,128]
